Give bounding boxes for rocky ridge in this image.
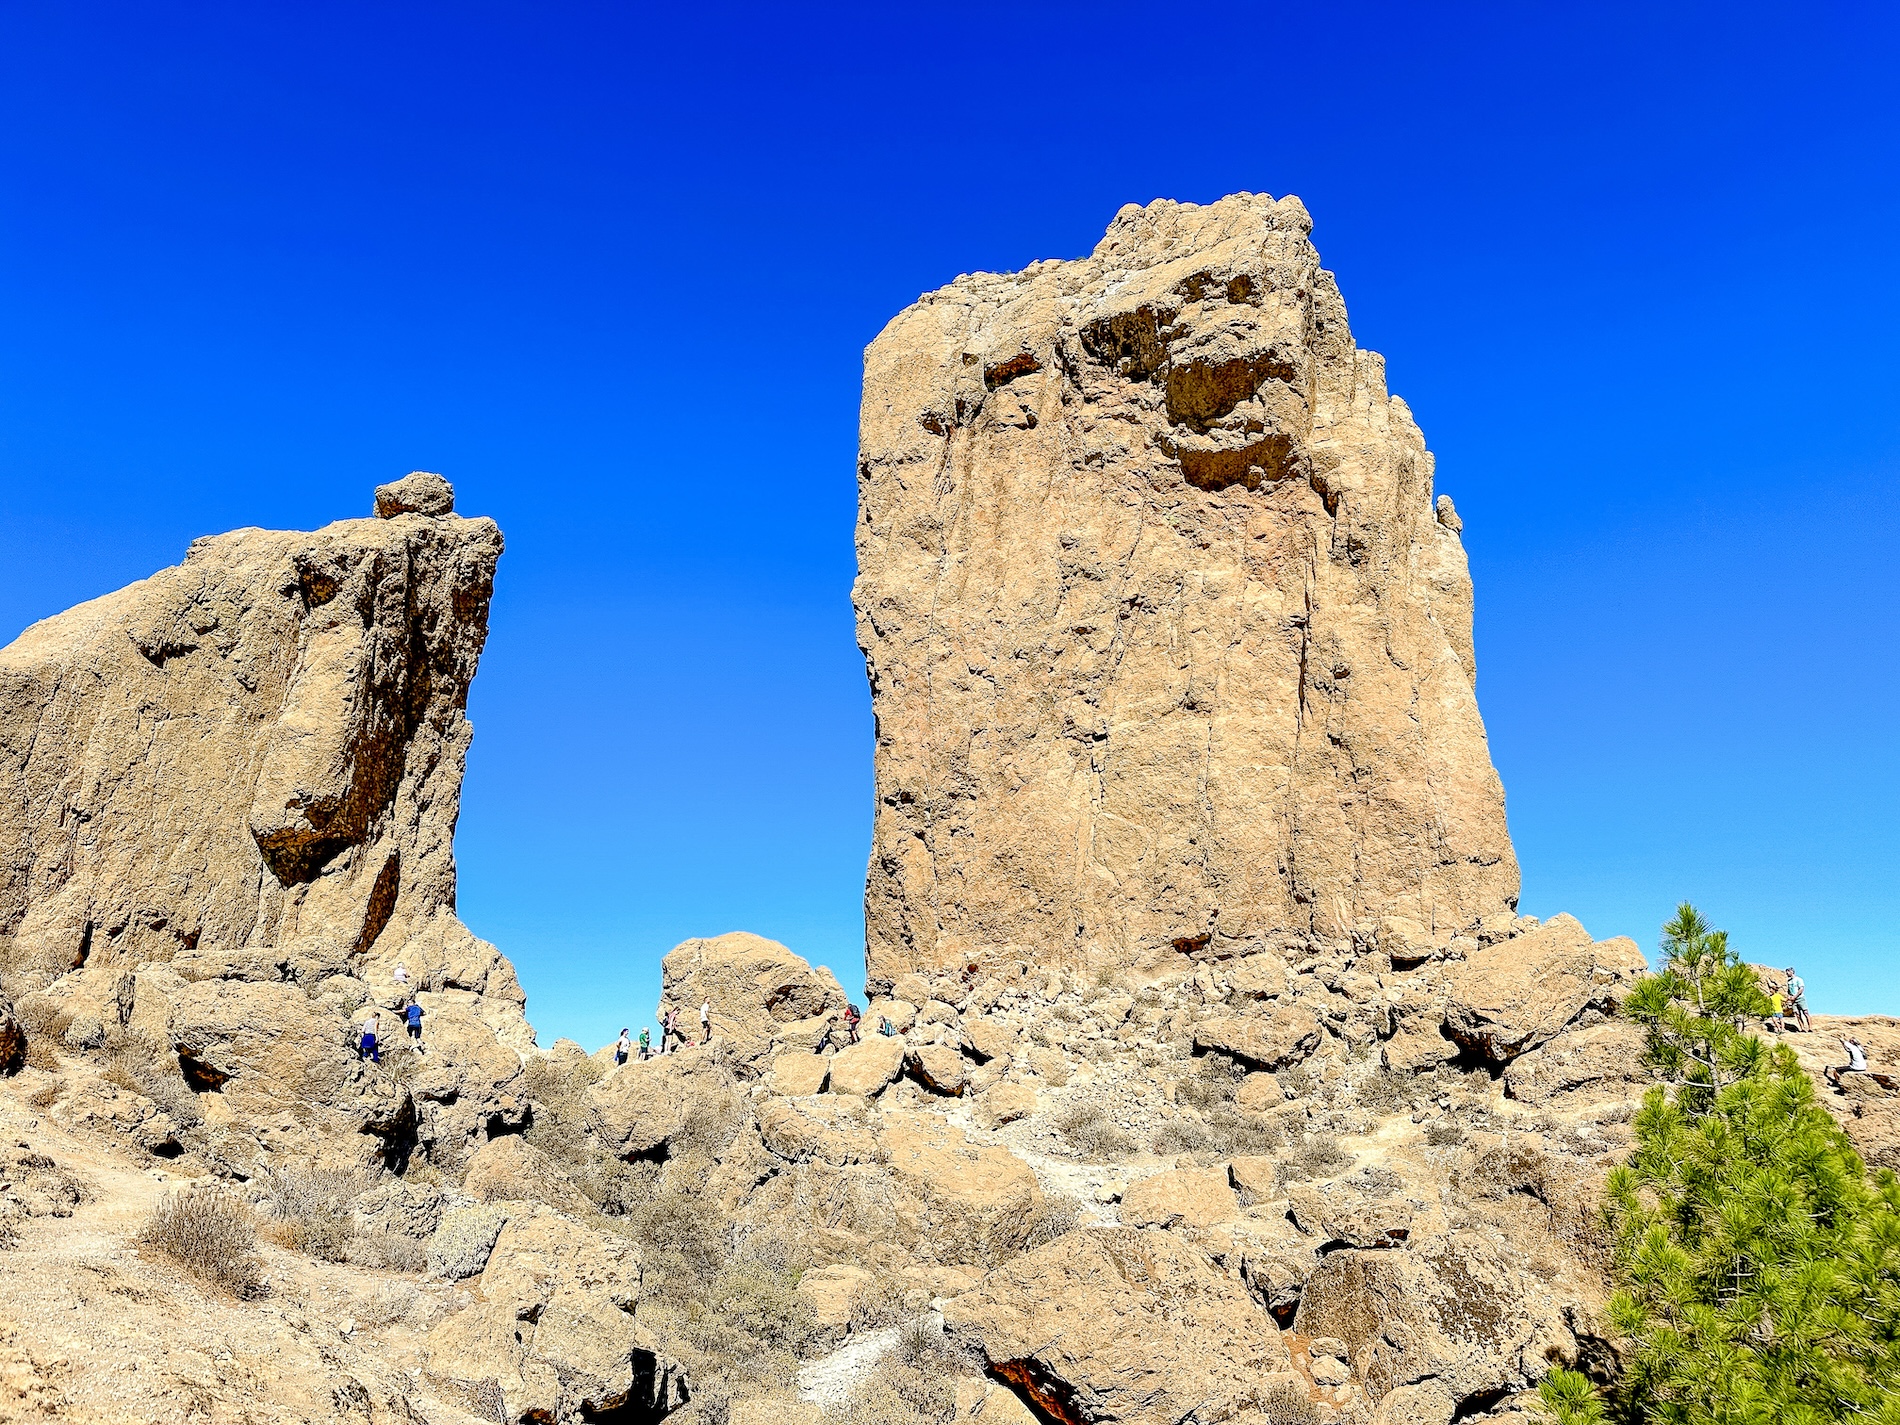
[1,201,1895,1425]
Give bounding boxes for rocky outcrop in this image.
[0,478,533,1172]
[1442,914,1646,1063]
[943,1228,1295,1424]
[856,193,1519,981]
[658,931,849,1076]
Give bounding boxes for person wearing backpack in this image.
[1783,968,1812,1032]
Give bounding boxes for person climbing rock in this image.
[843,1002,861,1044]
[700,998,712,1043]
[358,1012,381,1064]
[614,1028,631,1066]
[405,999,424,1050]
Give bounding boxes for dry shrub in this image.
[1345,1068,1415,1117]
[835,1322,974,1425]
[350,1231,427,1273]
[101,1043,203,1127]
[140,1187,264,1296]
[1152,1116,1215,1157]
[1053,1101,1134,1160]
[257,1164,370,1263]
[847,1271,914,1333]
[1424,1118,1466,1147]
[1256,1378,1321,1425]
[522,1051,607,1170]
[1276,1131,1348,1186]
[25,1073,62,1106]
[1276,1062,1316,1100]
[1176,1054,1245,1111]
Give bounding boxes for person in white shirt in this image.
[700,1000,712,1043]
[1827,1036,1869,1086]
[614,1028,631,1066]
[358,1013,381,1064]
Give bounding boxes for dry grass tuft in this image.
[1053,1100,1134,1160]
[256,1164,371,1262]
[139,1187,264,1296]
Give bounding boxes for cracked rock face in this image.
[856,192,1519,981]
[0,490,532,1167]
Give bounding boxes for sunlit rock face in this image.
[855,193,1519,982]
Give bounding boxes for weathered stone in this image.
[1234,1072,1282,1111]
[373,469,456,517]
[827,1035,906,1097]
[1193,1006,1326,1071]
[658,932,847,1077]
[463,1133,585,1212]
[944,1227,1291,1422]
[857,193,1519,981]
[976,1080,1038,1130]
[1443,915,1646,1062]
[1295,1232,1573,1414]
[1502,1019,1649,1108]
[906,1043,968,1095]
[0,490,534,1171]
[768,1049,831,1096]
[1119,1166,1237,1229]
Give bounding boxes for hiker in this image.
[661,1007,679,1053]
[638,1026,651,1061]
[358,1012,381,1064]
[1826,1036,1869,1087]
[1784,968,1812,1032]
[614,1028,631,1066]
[405,999,424,1050]
[1764,985,1785,1034]
[392,962,409,987]
[878,1015,896,1037]
[843,1002,861,1045]
[701,998,712,1044]
[812,1014,837,1054]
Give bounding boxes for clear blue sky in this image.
[2,4,1895,1046]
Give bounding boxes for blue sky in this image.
[1,3,1894,1046]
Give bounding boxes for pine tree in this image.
[1541,902,1900,1425]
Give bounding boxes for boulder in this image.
[965,1017,1020,1064]
[1383,1015,1461,1073]
[976,1080,1038,1130]
[1192,1006,1327,1072]
[0,998,22,1075]
[1119,1166,1237,1230]
[767,1050,831,1097]
[657,932,847,1077]
[1502,1019,1650,1109]
[906,1043,968,1096]
[857,193,1520,981]
[795,1262,872,1342]
[463,1133,586,1212]
[1443,916,1646,1062]
[1286,1179,1424,1249]
[373,469,456,517]
[1234,1073,1282,1111]
[880,1111,1044,1263]
[827,1035,906,1097]
[586,1049,722,1160]
[1295,1231,1574,1417]
[943,1227,1292,1422]
[426,1209,685,1423]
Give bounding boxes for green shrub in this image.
[1540,902,1900,1424]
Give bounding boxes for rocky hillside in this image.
[0,203,1894,1425]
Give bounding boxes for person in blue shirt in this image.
[404,999,424,1052]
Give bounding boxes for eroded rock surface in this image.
[0,481,532,1174]
[856,192,1519,981]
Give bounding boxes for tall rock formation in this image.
[856,193,1519,982]
[0,474,532,1168]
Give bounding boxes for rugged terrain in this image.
[1,202,1894,1425]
